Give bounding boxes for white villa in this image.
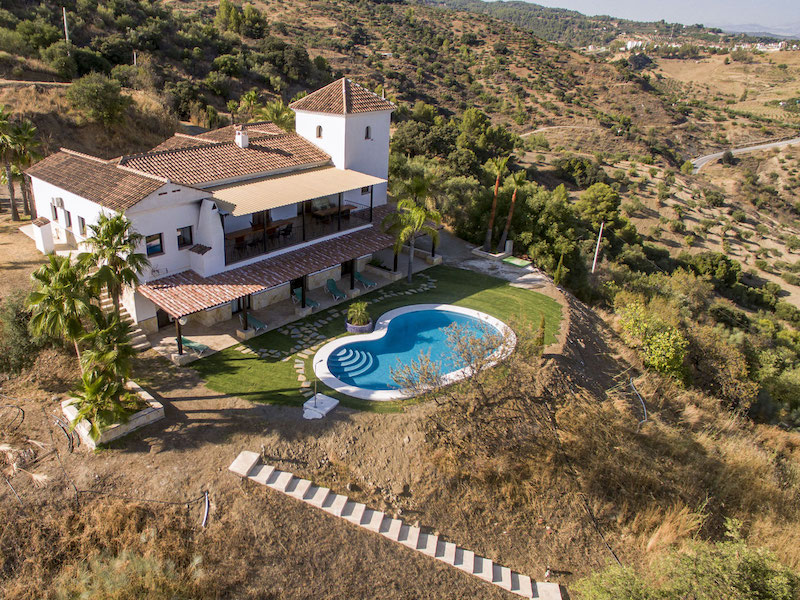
[25,78,400,354]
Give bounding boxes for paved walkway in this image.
[230,451,563,600]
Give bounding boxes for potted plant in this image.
[345,301,373,334]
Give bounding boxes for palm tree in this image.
[69,370,128,441]
[0,108,20,221]
[79,213,150,317]
[391,171,438,208]
[497,169,526,253]
[28,254,96,365]
[383,198,441,283]
[258,100,294,131]
[80,312,136,381]
[11,120,41,218]
[238,90,261,122]
[483,155,510,252]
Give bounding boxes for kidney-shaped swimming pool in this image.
[313,304,515,401]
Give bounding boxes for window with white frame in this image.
[77,216,86,236]
[316,125,323,138]
[64,210,72,229]
[365,125,372,140]
[361,186,370,195]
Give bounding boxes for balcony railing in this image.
[224,205,372,266]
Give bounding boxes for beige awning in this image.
[210,166,386,216]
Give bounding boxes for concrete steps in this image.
[99,294,151,352]
[229,451,563,600]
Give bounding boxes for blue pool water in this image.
[327,309,501,391]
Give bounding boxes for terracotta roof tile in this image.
[290,78,395,114]
[119,134,330,186]
[138,205,396,317]
[195,122,284,142]
[31,217,50,227]
[26,149,165,212]
[150,134,211,152]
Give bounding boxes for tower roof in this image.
[289,77,395,115]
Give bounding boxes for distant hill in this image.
[422,0,783,47]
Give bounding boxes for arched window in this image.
[316,125,323,138]
[365,125,372,140]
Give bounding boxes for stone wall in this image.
[308,265,341,290]
[252,283,290,310]
[197,303,232,326]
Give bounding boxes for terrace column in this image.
[302,200,307,242]
[369,185,373,222]
[262,211,267,252]
[350,259,356,290]
[393,251,398,272]
[337,192,343,232]
[301,274,308,309]
[241,296,249,330]
[176,319,183,355]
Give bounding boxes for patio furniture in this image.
[180,336,210,357]
[246,313,268,332]
[355,271,377,288]
[292,287,320,308]
[326,278,347,301]
[279,223,293,242]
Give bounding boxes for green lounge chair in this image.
[246,313,267,332]
[180,336,210,356]
[355,271,377,288]
[292,287,319,309]
[326,278,346,301]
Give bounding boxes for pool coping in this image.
[312,304,516,401]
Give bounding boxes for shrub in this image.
[67,73,131,125]
[618,302,687,379]
[346,301,370,326]
[0,290,45,374]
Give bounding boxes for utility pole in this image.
[591,221,605,274]
[62,7,70,45]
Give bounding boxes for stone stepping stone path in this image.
[229,451,562,600]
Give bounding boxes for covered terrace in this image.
[137,215,424,363]
[211,166,386,265]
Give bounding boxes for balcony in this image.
[224,204,373,266]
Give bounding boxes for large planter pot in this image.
[346,319,374,334]
[61,380,165,450]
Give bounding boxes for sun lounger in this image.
[180,336,210,356]
[355,271,377,288]
[246,313,268,332]
[326,278,347,301]
[292,287,320,308]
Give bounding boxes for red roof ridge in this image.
[115,163,171,184]
[59,147,112,164]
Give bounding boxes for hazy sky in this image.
[524,0,800,28]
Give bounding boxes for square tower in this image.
[290,78,395,207]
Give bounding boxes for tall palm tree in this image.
[383,198,441,283]
[238,90,261,122]
[497,169,527,253]
[483,155,510,252]
[78,213,150,317]
[391,171,439,208]
[258,100,294,131]
[28,254,96,365]
[11,120,41,218]
[80,312,136,382]
[0,108,20,221]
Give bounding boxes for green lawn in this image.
[190,265,562,413]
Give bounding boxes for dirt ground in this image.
[3,215,624,597]
[0,209,42,300]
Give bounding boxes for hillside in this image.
[1,0,796,162]
[424,0,784,48]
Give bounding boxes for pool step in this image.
[329,348,375,378]
[228,451,562,599]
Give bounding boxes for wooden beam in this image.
[301,274,307,309]
[241,296,249,330]
[369,185,373,222]
[350,259,355,290]
[337,192,342,232]
[176,319,183,355]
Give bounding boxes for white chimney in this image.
[234,126,248,149]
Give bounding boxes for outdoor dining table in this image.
[311,204,357,222]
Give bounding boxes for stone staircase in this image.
[229,451,563,600]
[99,293,151,353]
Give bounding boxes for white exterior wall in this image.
[294,111,347,168]
[29,177,114,248]
[125,183,211,282]
[294,108,391,208]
